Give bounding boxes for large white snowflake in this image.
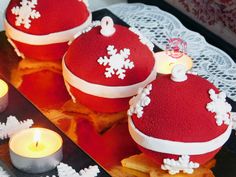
[129,27,154,51]
[97,45,134,79]
[11,0,41,29]
[0,115,34,140]
[206,89,232,126]
[53,163,100,177]
[161,155,199,175]
[128,84,152,118]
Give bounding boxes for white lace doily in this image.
[108,3,236,101]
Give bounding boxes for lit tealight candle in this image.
[9,128,63,174]
[154,38,193,74]
[0,79,9,113]
[154,51,193,74]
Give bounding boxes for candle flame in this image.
[33,129,41,147]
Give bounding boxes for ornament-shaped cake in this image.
[128,64,233,175]
[62,16,156,113]
[4,0,91,61]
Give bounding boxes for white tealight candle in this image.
[9,128,63,174]
[0,79,8,112]
[154,51,193,74]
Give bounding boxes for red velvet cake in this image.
[62,16,156,113]
[128,64,233,175]
[4,0,91,61]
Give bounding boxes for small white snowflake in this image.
[128,84,152,118]
[161,155,199,175]
[0,115,34,140]
[97,45,134,79]
[11,0,41,29]
[69,21,101,45]
[78,165,100,177]
[56,163,100,177]
[129,27,154,51]
[206,89,232,126]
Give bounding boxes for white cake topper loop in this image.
[100,16,116,37]
[171,64,188,82]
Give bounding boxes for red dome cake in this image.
[62,16,156,113]
[128,64,233,175]
[4,0,91,61]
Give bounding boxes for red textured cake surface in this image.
[139,145,220,165]
[5,0,90,61]
[64,23,155,112]
[131,74,230,164]
[11,40,68,61]
[132,74,228,142]
[6,0,89,35]
[65,24,155,86]
[69,84,130,113]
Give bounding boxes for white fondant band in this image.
[4,13,92,45]
[171,64,188,82]
[62,58,157,99]
[128,117,232,155]
[7,38,24,58]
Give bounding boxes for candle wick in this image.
[36,141,38,148]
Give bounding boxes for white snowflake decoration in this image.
[161,155,199,175]
[78,165,100,177]
[0,167,10,177]
[54,163,100,177]
[129,27,154,51]
[68,21,101,45]
[97,45,134,79]
[57,163,78,177]
[128,84,152,118]
[11,0,41,29]
[0,115,34,140]
[206,89,232,126]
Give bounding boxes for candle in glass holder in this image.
[0,79,8,112]
[155,38,193,74]
[154,51,193,74]
[9,128,63,174]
